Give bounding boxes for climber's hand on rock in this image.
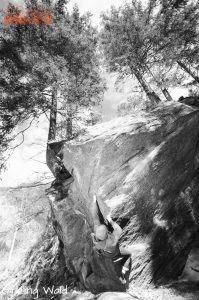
[90,233,97,244]
[93,195,97,203]
[107,213,113,223]
[90,232,95,239]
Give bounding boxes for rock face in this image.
[47,102,199,294]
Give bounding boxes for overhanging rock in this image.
[47,102,199,293]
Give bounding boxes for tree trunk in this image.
[48,88,58,142]
[131,67,161,106]
[162,88,173,101]
[144,63,173,102]
[177,61,199,84]
[46,88,58,177]
[67,103,73,139]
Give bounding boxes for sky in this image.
[68,0,123,25]
[0,0,24,10]
[0,0,189,187]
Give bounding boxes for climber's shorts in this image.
[93,245,130,277]
[95,244,121,260]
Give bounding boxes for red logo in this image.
[3,5,52,25]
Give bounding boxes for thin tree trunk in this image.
[145,64,173,101]
[48,88,58,142]
[46,88,58,177]
[162,88,173,101]
[131,67,161,106]
[177,61,199,84]
[67,103,73,139]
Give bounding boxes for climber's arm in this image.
[107,214,122,244]
[90,233,98,245]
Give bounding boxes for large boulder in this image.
[47,102,199,294]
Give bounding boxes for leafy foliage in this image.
[150,0,199,85]
[100,1,174,105]
[101,0,199,108]
[0,0,105,170]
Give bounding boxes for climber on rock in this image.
[90,195,131,283]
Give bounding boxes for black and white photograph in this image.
[0,0,199,299]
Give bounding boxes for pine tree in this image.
[100,1,170,107]
[0,1,105,171]
[152,0,199,84]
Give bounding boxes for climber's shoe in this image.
[119,273,126,284]
[122,266,129,275]
[119,266,129,284]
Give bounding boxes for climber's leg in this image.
[122,256,131,273]
[81,260,93,288]
[118,246,132,283]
